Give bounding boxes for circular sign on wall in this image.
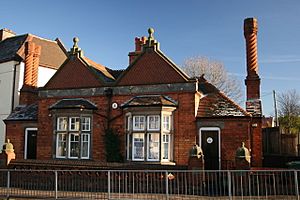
[207,137,213,144]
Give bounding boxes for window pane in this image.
[81,117,90,131]
[69,117,80,131]
[69,134,80,158]
[148,133,160,160]
[163,115,171,131]
[81,134,90,158]
[147,115,160,130]
[57,117,67,131]
[133,116,145,131]
[162,134,170,160]
[133,133,144,160]
[56,133,66,157]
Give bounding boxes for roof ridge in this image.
[27,33,58,43]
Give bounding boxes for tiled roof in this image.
[49,98,97,110]
[122,95,177,108]
[82,57,116,82]
[0,34,67,69]
[197,77,249,117]
[0,34,27,63]
[5,103,38,121]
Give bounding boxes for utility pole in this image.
[273,90,279,127]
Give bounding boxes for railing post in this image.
[6,170,10,199]
[227,171,232,200]
[165,171,169,200]
[294,170,299,200]
[55,170,58,199]
[108,171,111,199]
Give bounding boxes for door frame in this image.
[199,127,221,170]
[24,127,37,159]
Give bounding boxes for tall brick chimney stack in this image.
[19,40,41,105]
[244,18,263,167]
[244,18,262,116]
[0,28,16,41]
[128,37,147,64]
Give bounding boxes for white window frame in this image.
[68,133,80,159]
[133,116,145,131]
[57,117,68,131]
[161,133,171,162]
[69,117,80,131]
[132,133,145,161]
[81,117,91,131]
[147,133,160,161]
[56,133,67,158]
[147,115,160,131]
[162,115,171,132]
[81,133,90,159]
[24,127,37,159]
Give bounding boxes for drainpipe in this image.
[11,62,20,112]
[104,88,113,130]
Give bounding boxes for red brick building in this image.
[4,19,262,169]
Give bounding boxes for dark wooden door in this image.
[26,130,37,159]
[201,130,219,170]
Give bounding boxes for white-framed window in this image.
[57,117,68,131]
[132,133,144,160]
[81,117,91,131]
[81,134,90,158]
[147,115,160,131]
[162,134,170,160]
[163,115,171,131]
[69,117,80,131]
[56,133,67,158]
[55,116,91,159]
[69,133,80,158]
[147,133,160,161]
[133,116,145,131]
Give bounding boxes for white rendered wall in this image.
[0,61,18,146]
[37,66,56,87]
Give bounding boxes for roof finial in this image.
[147,27,155,47]
[70,37,83,56]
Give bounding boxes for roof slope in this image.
[197,76,249,117]
[117,30,190,86]
[122,95,178,108]
[5,103,38,121]
[0,34,67,69]
[0,34,27,63]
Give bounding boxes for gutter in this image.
[11,61,20,112]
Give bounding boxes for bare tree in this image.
[278,89,300,134]
[182,56,243,104]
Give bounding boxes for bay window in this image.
[55,116,91,159]
[126,113,173,163]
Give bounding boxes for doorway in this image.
[25,128,37,159]
[200,127,220,170]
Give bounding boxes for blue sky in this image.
[1,0,299,116]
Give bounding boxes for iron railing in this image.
[0,169,299,199]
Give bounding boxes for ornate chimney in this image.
[244,18,262,116]
[128,36,147,64]
[19,40,42,105]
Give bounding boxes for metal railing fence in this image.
[0,169,299,199]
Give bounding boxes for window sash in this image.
[69,133,80,158]
[81,117,91,131]
[147,133,160,161]
[56,133,67,158]
[81,134,90,159]
[163,115,171,132]
[132,133,144,160]
[57,117,68,131]
[162,134,170,161]
[133,116,145,131]
[69,117,80,131]
[147,115,160,131]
